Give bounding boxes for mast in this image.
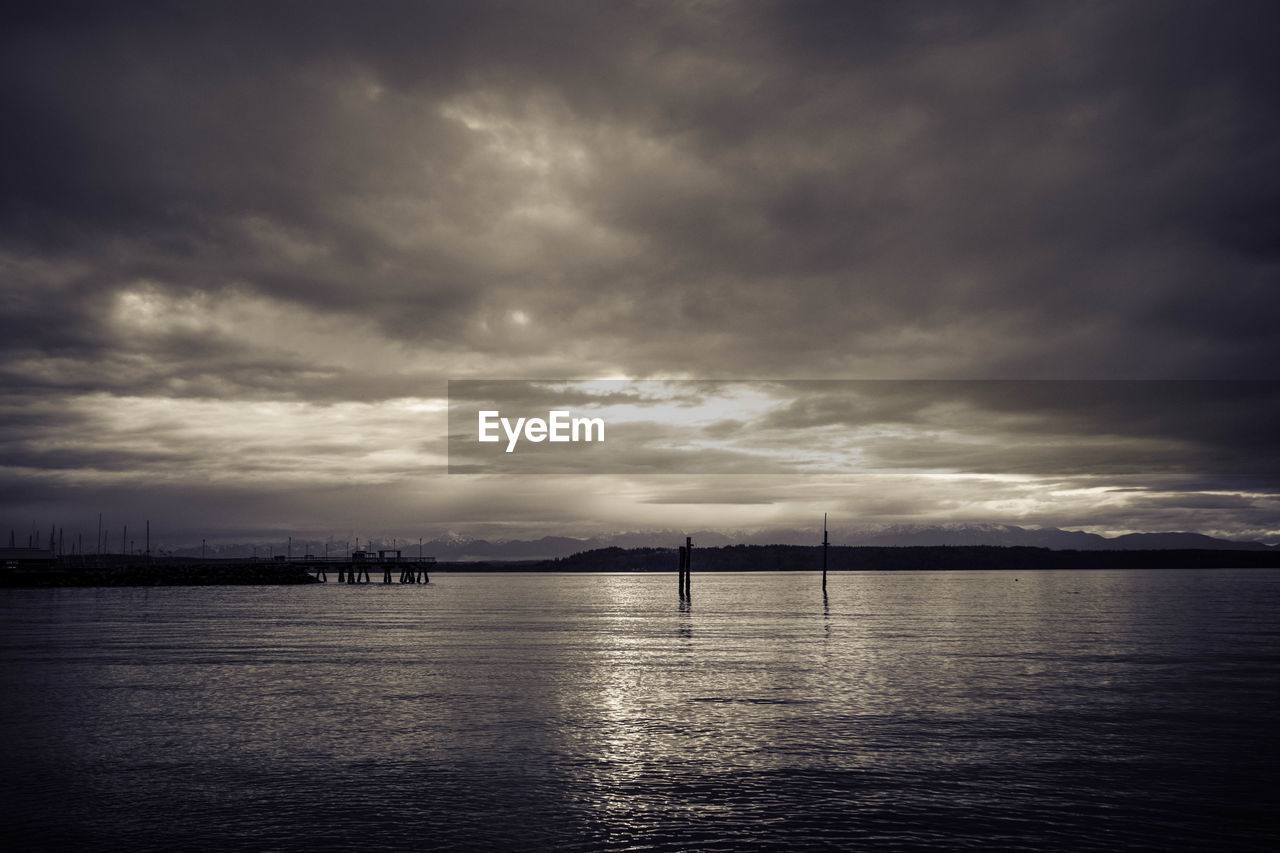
[822,513,829,591]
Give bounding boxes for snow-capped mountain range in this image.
[170,523,1276,560]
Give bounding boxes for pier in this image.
[306,550,434,584]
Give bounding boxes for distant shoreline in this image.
[3,545,1280,587]
[528,544,1280,573]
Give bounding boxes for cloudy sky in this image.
[2,1,1278,547]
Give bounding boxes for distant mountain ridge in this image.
[832,524,1277,552]
[536,544,1280,573]
[169,524,1276,560]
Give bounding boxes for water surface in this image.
[2,570,1277,850]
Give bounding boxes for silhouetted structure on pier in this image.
[319,549,433,584]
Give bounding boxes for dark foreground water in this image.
[1,570,1278,851]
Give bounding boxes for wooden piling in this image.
[680,532,691,591]
[680,535,692,599]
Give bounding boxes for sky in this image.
[2,1,1278,547]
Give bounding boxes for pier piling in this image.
[686,536,692,597]
[678,536,692,599]
[294,553,435,586]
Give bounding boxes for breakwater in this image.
[0,560,321,587]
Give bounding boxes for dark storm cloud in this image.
[3,1,1279,541]
[756,380,1280,490]
[760,380,1280,445]
[5,0,1279,393]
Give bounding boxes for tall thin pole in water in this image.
[685,536,693,598]
[678,544,686,597]
[822,513,829,592]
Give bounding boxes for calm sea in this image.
[1,570,1277,851]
